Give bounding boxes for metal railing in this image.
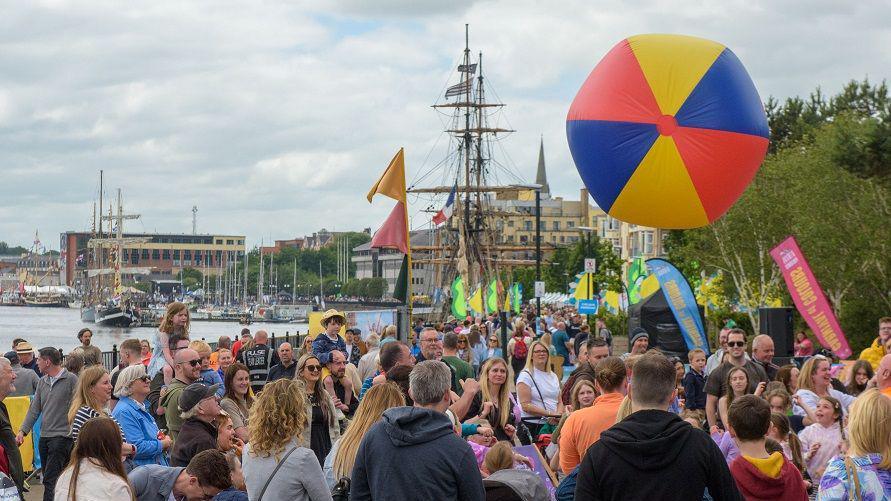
[61,330,305,371]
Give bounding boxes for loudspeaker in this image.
[759,307,794,357]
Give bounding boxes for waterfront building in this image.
[351,231,435,299]
[60,231,246,287]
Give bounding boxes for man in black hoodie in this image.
[350,360,484,501]
[575,352,741,501]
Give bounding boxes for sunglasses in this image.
[181,359,201,367]
[305,365,322,372]
[727,341,746,347]
[138,375,152,383]
[458,340,466,344]
[489,338,498,342]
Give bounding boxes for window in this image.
[227,239,234,245]
[184,250,191,260]
[131,254,138,264]
[560,236,565,243]
[152,249,160,260]
[552,221,560,231]
[122,250,129,260]
[141,249,149,259]
[238,240,244,245]
[524,220,533,231]
[566,221,574,229]
[507,220,514,228]
[173,250,180,259]
[642,231,654,255]
[162,250,170,259]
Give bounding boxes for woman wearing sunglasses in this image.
[294,353,342,466]
[111,364,172,466]
[484,334,503,362]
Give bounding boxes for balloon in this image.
[567,34,769,229]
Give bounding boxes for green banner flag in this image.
[393,255,409,304]
[451,276,467,318]
[512,283,522,314]
[486,280,499,313]
[627,257,646,304]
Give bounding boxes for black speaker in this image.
[759,307,794,357]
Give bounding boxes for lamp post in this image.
[511,183,543,326]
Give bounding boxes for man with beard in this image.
[325,350,358,417]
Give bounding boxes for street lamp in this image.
[511,183,543,326]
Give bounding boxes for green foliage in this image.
[0,241,28,255]
[544,232,624,294]
[180,267,203,291]
[341,277,388,299]
[667,79,891,354]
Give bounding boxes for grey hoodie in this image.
[350,406,484,501]
[128,465,183,501]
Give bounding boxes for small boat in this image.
[80,305,96,323]
[23,294,69,308]
[96,304,140,328]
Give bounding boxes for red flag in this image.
[371,201,408,254]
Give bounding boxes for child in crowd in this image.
[767,412,812,493]
[190,340,225,397]
[726,395,808,501]
[798,396,846,481]
[682,349,707,411]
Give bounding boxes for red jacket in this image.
[729,454,808,501]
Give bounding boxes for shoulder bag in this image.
[256,446,299,501]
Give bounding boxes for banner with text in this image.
[646,258,709,356]
[770,236,852,359]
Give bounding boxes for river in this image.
[0,306,308,353]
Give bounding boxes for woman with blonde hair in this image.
[67,365,134,456]
[147,302,190,382]
[242,379,331,501]
[55,417,135,500]
[466,357,519,442]
[794,356,855,417]
[323,382,404,488]
[818,389,891,498]
[294,353,341,466]
[516,340,563,440]
[456,332,474,365]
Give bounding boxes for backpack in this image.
[512,336,528,361]
[332,477,350,501]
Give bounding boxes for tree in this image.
[180,268,203,291]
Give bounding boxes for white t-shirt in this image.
[517,368,560,422]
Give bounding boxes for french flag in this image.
[432,184,457,225]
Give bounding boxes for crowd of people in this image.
[0,302,889,500]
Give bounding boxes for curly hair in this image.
[247,379,307,459]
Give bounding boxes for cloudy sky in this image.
[1,0,888,250]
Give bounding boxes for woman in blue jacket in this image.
[110,364,172,466]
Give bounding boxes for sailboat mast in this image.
[462,24,472,237]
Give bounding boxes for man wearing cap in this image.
[5,351,38,397]
[312,309,348,365]
[622,327,650,359]
[14,341,41,377]
[170,382,222,467]
[160,348,202,441]
[344,328,365,367]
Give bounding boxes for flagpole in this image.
[401,148,414,323]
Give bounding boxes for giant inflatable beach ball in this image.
[566,34,769,228]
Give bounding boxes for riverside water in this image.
[0,306,308,353]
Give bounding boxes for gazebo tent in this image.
[627,287,706,363]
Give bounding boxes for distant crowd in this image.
[0,303,888,500]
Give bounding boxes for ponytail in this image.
[770,412,805,473]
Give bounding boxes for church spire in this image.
[536,135,550,195]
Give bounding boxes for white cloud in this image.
[0,0,888,249]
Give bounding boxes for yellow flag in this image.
[367,148,406,203]
[469,286,484,315]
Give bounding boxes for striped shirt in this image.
[70,406,125,442]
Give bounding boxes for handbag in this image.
[332,477,351,501]
[843,456,862,501]
[256,446,299,501]
[520,369,558,439]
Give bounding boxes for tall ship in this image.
[20,231,69,308]
[407,26,545,320]
[84,181,149,327]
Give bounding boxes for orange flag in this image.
[370,201,408,254]
[366,148,406,203]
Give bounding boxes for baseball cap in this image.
[178,382,221,412]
